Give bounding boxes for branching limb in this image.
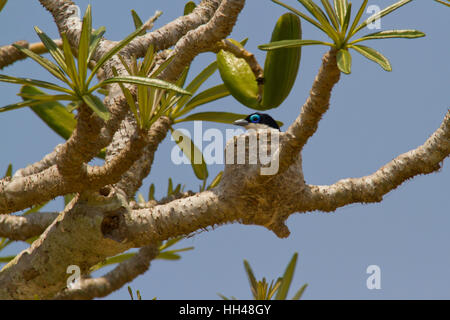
[0,211,58,241]
[302,110,450,212]
[54,245,158,300]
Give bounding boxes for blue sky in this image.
[0,0,449,299]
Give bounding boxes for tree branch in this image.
[0,211,58,241]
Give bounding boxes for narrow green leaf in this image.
[159,237,184,251]
[259,39,332,50]
[131,10,146,36]
[176,61,218,110]
[112,67,140,127]
[117,54,133,76]
[171,129,208,180]
[347,0,368,38]
[78,5,92,89]
[141,45,155,76]
[342,2,352,34]
[271,0,328,34]
[21,86,76,139]
[64,193,75,206]
[0,74,73,94]
[337,48,352,74]
[18,93,74,102]
[297,0,340,42]
[175,111,249,124]
[243,260,258,298]
[167,178,173,196]
[88,27,106,63]
[208,171,223,189]
[91,252,137,272]
[292,283,308,300]
[3,164,12,178]
[148,183,155,201]
[12,44,69,84]
[353,0,412,36]
[0,100,45,113]
[349,44,392,71]
[149,55,175,78]
[321,0,340,29]
[87,22,147,86]
[82,94,110,121]
[351,30,426,43]
[0,256,15,264]
[61,33,80,89]
[0,0,7,12]
[184,1,196,15]
[34,26,68,74]
[334,0,347,26]
[178,84,230,117]
[275,253,298,300]
[95,76,191,96]
[156,252,181,260]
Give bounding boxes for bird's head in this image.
[233,112,280,131]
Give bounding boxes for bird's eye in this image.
[249,114,260,123]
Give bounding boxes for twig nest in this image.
[219,129,306,238]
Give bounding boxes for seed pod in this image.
[261,13,302,109]
[217,40,260,109]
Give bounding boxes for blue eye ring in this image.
[249,114,260,123]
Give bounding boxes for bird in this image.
[233,112,280,131]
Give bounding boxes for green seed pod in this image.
[217,40,260,109]
[261,13,302,109]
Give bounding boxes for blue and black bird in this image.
[233,113,280,131]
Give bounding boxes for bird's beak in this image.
[233,119,249,127]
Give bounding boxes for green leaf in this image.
[18,93,74,102]
[243,260,258,298]
[334,0,347,26]
[176,61,218,110]
[337,48,352,74]
[0,0,7,12]
[94,76,191,96]
[3,164,12,178]
[167,177,173,196]
[342,2,352,34]
[297,0,339,42]
[0,100,43,113]
[88,27,106,63]
[0,256,15,264]
[112,67,140,128]
[11,44,68,84]
[259,39,332,50]
[156,252,181,260]
[171,129,208,180]
[347,0,368,38]
[82,94,110,121]
[78,5,92,90]
[90,252,137,272]
[271,0,327,34]
[208,171,223,189]
[321,0,340,29]
[349,44,392,71]
[0,74,73,94]
[292,283,308,300]
[34,27,68,75]
[64,193,75,206]
[175,111,249,124]
[148,183,155,201]
[275,252,298,300]
[184,1,196,15]
[131,10,146,36]
[61,33,80,89]
[352,0,412,36]
[87,22,147,86]
[177,84,230,117]
[351,30,426,43]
